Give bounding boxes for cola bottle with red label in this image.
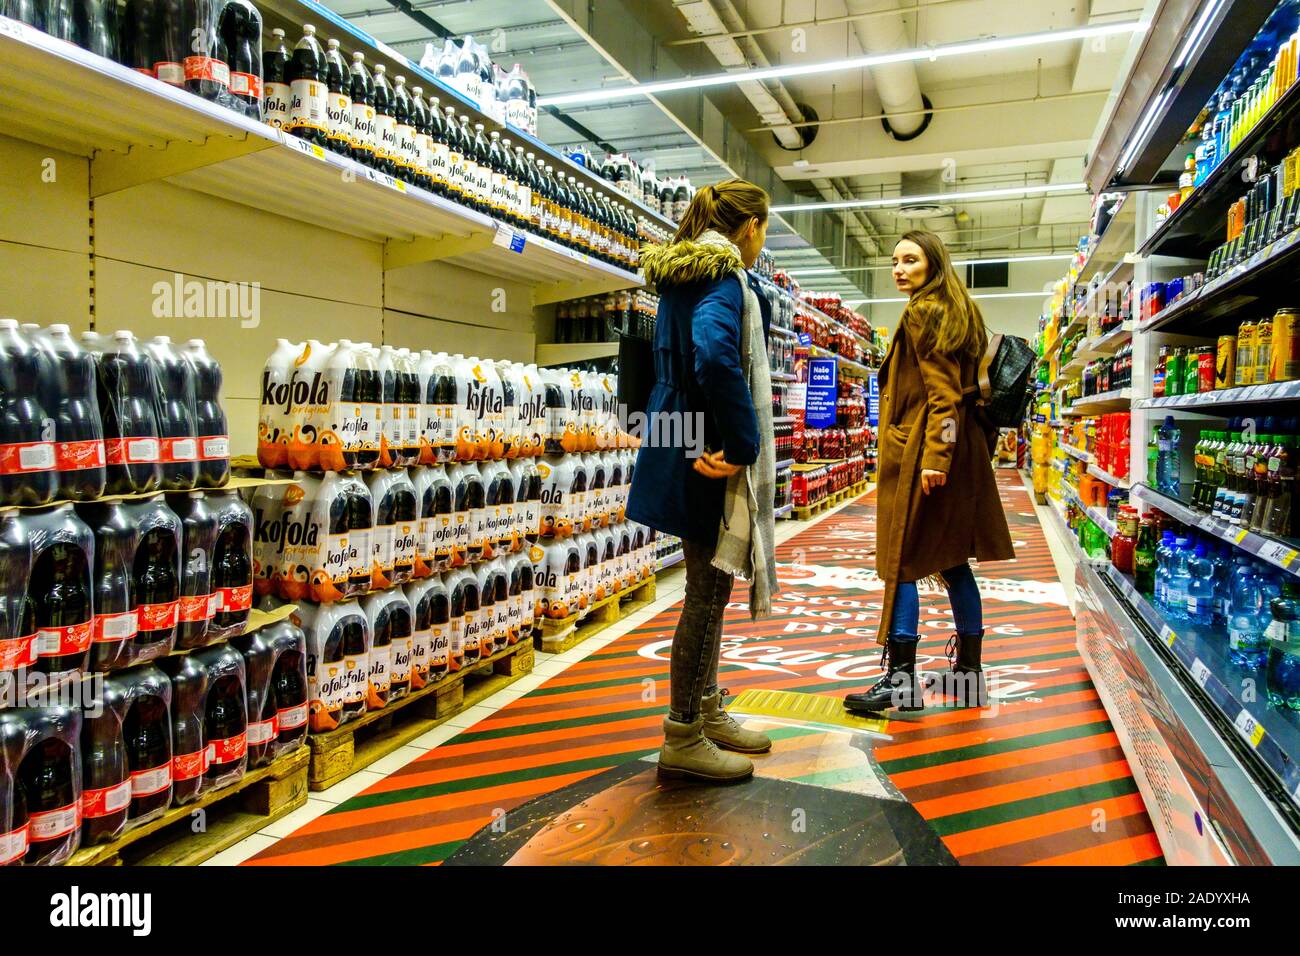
[132,506,182,657]
[95,330,162,496]
[146,337,199,492]
[183,0,230,103]
[0,713,30,865]
[119,0,156,76]
[78,679,130,847]
[196,644,246,791]
[0,513,36,694]
[218,0,262,120]
[166,491,219,650]
[267,621,308,753]
[78,501,137,673]
[158,653,207,805]
[0,320,57,508]
[43,325,107,502]
[30,507,95,681]
[209,492,253,641]
[121,667,172,827]
[181,340,230,488]
[230,626,275,768]
[17,707,82,866]
[150,0,186,85]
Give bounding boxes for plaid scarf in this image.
[699,231,777,618]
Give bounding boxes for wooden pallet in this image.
[534,576,658,655]
[69,745,309,866]
[792,480,870,520]
[306,638,534,792]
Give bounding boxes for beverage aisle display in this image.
[251,341,659,732]
[1044,0,1300,864]
[0,324,312,868]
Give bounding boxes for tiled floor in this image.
[202,500,823,865]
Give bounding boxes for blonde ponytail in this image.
[672,178,769,244]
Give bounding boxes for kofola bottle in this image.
[409,86,434,193]
[122,667,173,826]
[383,590,412,700]
[79,678,130,847]
[392,75,419,187]
[349,52,378,168]
[371,64,398,178]
[285,24,328,147]
[338,603,370,722]
[181,339,229,488]
[261,27,291,129]
[323,38,353,159]
[219,0,262,120]
[159,652,207,805]
[426,96,451,197]
[442,106,466,206]
[183,0,230,104]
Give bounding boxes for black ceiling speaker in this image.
[772,102,820,151]
[882,93,933,142]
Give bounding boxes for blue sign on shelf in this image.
[867,371,880,427]
[797,332,812,346]
[806,358,838,429]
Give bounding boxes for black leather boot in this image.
[943,632,988,707]
[843,638,924,714]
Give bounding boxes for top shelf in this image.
[1139,77,1300,260]
[0,16,642,302]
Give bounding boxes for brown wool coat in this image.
[872,308,1015,645]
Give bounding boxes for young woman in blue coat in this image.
[626,179,774,784]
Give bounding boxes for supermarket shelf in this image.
[769,325,799,340]
[252,0,679,234]
[1131,483,1300,579]
[1139,379,1300,410]
[772,416,795,425]
[658,550,685,572]
[1138,76,1300,260]
[775,458,795,471]
[770,370,797,382]
[1058,443,1093,464]
[1063,388,1132,416]
[1138,228,1300,336]
[1087,463,1131,490]
[1060,481,1118,545]
[1077,199,1137,284]
[808,344,874,377]
[1101,562,1300,816]
[1046,492,1097,566]
[0,16,642,301]
[1077,321,1134,361]
[535,342,619,366]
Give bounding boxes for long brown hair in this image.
[673,179,770,244]
[898,229,987,359]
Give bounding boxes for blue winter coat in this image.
[626,238,771,543]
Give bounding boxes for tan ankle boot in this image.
[701,689,772,754]
[657,716,754,783]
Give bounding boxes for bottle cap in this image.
[352,51,365,61]
[47,323,69,334]
[272,27,285,38]
[375,64,387,74]
[303,24,316,36]
[327,38,339,49]
[187,339,205,348]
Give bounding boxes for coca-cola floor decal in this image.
[246,473,1164,866]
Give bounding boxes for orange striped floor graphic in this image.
[246,472,1164,866]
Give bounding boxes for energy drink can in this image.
[1271,308,1300,382]
[1216,335,1237,389]
[1237,320,1256,386]
[1255,316,1273,385]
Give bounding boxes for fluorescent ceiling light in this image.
[1172,0,1227,70]
[789,253,1074,276]
[771,182,1087,214]
[846,290,1053,305]
[539,21,1145,107]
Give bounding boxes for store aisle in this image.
[241,472,1163,866]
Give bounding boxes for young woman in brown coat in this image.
[844,229,1015,714]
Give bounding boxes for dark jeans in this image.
[888,563,983,643]
[668,539,734,722]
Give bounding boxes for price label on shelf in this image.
[1257,540,1298,568]
[1190,658,1212,688]
[1234,709,1266,749]
[0,16,28,39]
[281,133,326,161]
[1198,515,1219,533]
[1276,231,1300,254]
[493,226,526,254]
[1160,625,1177,648]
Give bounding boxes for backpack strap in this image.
[962,334,1001,404]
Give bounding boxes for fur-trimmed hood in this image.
[640,232,744,288]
